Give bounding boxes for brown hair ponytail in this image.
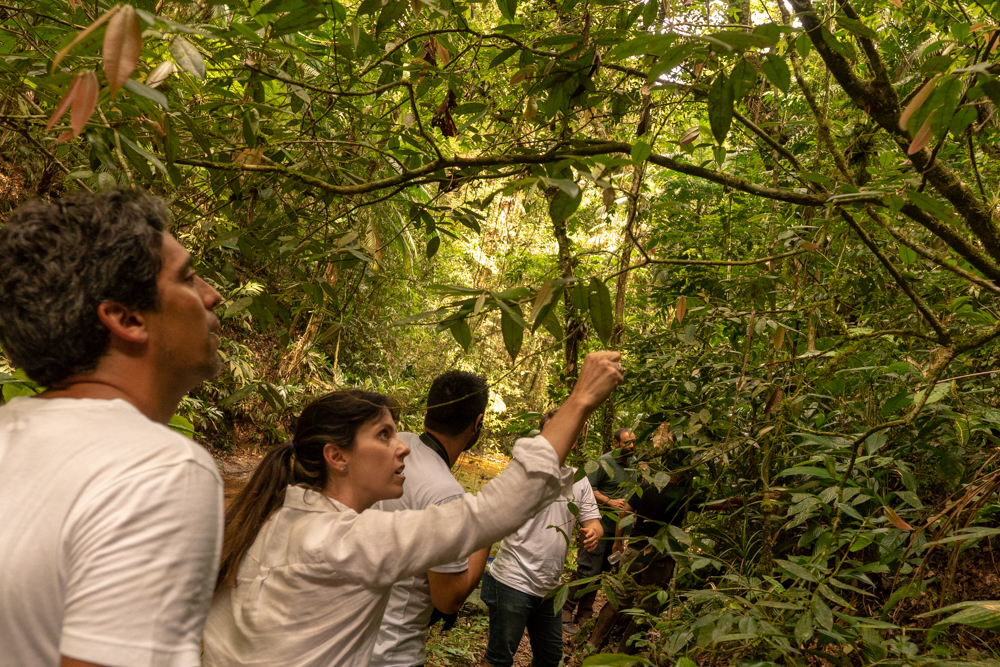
[216,389,398,591]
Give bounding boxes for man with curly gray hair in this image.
[0,189,225,667]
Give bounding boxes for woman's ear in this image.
[323,442,349,474]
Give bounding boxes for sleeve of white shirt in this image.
[575,477,601,523]
[322,434,572,589]
[428,491,472,575]
[59,460,223,667]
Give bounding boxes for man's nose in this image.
[198,276,222,310]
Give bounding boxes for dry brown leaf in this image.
[602,187,615,208]
[523,97,537,121]
[67,0,81,9]
[410,0,423,15]
[773,325,785,351]
[435,41,450,67]
[45,73,83,131]
[899,77,938,131]
[908,115,935,155]
[52,5,120,72]
[510,71,527,85]
[103,4,142,97]
[675,295,687,324]
[884,506,914,531]
[145,61,175,89]
[889,0,902,7]
[69,71,99,140]
[802,241,819,251]
[763,387,783,414]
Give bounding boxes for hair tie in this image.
[288,438,295,453]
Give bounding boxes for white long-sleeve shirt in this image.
[202,435,571,667]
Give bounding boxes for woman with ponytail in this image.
[203,352,624,667]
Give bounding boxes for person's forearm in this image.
[593,489,611,505]
[539,396,591,464]
[465,547,489,592]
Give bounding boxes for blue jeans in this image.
[480,570,563,667]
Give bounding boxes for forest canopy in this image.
[2,0,1000,664]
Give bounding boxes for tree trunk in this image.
[553,214,584,387]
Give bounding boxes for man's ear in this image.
[323,442,348,472]
[474,414,484,433]
[96,302,149,345]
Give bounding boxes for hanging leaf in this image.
[103,4,142,97]
[588,277,613,344]
[425,235,440,258]
[707,73,734,144]
[497,0,517,20]
[549,187,583,223]
[907,115,935,154]
[449,318,472,351]
[761,53,791,94]
[675,295,687,324]
[730,58,757,99]
[501,307,524,360]
[529,279,557,326]
[47,71,99,143]
[572,280,589,317]
[171,36,206,79]
[884,506,914,530]
[145,61,176,89]
[899,77,939,130]
[52,5,120,72]
[243,107,260,148]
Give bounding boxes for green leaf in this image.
[123,79,168,109]
[907,188,956,222]
[497,0,517,21]
[273,4,325,35]
[549,187,583,223]
[426,235,441,259]
[168,414,196,438]
[170,36,206,79]
[730,58,756,99]
[449,318,472,351]
[775,558,819,582]
[376,0,407,37]
[761,54,791,94]
[501,306,524,360]
[812,595,834,630]
[707,73,734,144]
[631,139,652,164]
[794,610,814,642]
[243,107,259,148]
[587,277,613,343]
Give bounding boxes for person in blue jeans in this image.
[477,411,603,667]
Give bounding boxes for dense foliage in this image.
[2,0,1000,664]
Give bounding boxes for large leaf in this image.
[761,53,790,94]
[497,0,517,21]
[501,306,524,360]
[587,277,613,344]
[707,72,734,144]
[449,318,472,351]
[103,4,142,97]
[171,36,206,79]
[549,187,583,223]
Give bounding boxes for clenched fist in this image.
[569,351,624,413]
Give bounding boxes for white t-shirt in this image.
[371,432,468,667]
[202,435,572,667]
[488,472,601,598]
[0,397,224,667]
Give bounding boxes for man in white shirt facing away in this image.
[372,370,492,667]
[0,189,225,667]
[478,410,603,667]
